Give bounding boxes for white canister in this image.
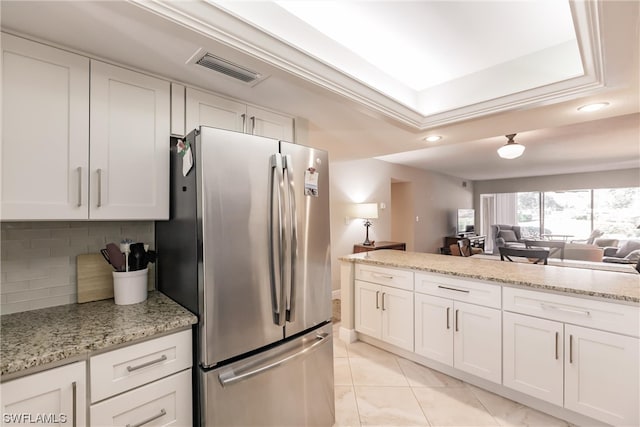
[113,268,148,305]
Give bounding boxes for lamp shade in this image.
[352,203,378,219]
[497,142,525,159]
[497,134,525,159]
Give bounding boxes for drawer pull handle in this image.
[126,354,167,372]
[446,307,450,329]
[381,292,386,311]
[72,381,77,427]
[126,408,166,427]
[375,291,380,309]
[371,273,394,279]
[438,285,469,293]
[569,334,573,364]
[541,303,590,317]
[455,309,459,332]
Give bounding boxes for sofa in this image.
[602,239,640,264]
[491,224,525,250]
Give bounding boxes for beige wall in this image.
[391,182,414,250]
[329,158,473,291]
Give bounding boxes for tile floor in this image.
[332,322,574,427]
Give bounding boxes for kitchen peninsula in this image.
[339,250,639,427]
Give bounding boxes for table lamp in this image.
[352,203,379,246]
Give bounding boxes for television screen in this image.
[457,209,475,235]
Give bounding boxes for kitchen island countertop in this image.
[1,291,197,377]
[340,251,640,303]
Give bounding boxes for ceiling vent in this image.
[187,49,266,86]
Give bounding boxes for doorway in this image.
[480,194,496,253]
[391,180,414,251]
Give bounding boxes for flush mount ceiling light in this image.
[423,135,442,142]
[497,133,525,159]
[577,102,610,112]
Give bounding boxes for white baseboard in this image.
[332,289,341,300]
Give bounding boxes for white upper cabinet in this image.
[90,61,169,220]
[1,33,89,220]
[184,87,294,141]
[185,87,245,134]
[1,34,170,220]
[246,105,294,141]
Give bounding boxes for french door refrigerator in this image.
[156,126,334,426]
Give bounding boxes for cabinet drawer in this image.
[90,329,192,402]
[415,272,501,309]
[90,369,192,426]
[355,264,413,291]
[503,287,640,337]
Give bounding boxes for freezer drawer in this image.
[201,323,335,427]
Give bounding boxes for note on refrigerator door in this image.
[177,139,193,176]
[304,167,318,197]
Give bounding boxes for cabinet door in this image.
[246,105,294,141]
[414,293,453,365]
[1,361,86,426]
[90,60,170,220]
[503,312,563,405]
[354,280,381,339]
[453,301,501,383]
[565,325,639,426]
[1,34,89,220]
[381,286,414,351]
[90,369,191,427]
[185,87,246,133]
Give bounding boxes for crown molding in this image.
[129,0,605,130]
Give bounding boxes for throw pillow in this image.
[498,230,518,242]
[615,240,640,258]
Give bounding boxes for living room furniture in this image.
[525,240,565,260]
[491,224,525,250]
[570,229,604,245]
[563,243,604,262]
[351,203,379,246]
[499,247,549,265]
[443,235,485,255]
[353,241,406,254]
[456,238,483,257]
[541,234,574,242]
[602,239,640,264]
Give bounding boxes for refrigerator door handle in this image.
[269,153,286,326]
[283,155,298,322]
[218,333,329,387]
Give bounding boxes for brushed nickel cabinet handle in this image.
[250,116,256,134]
[569,334,573,364]
[381,293,386,311]
[438,285,470,293]
[446,307,450,329]
[375,291,380,309]
[96,168,103,208]
[126,409,166,427]
[455,309,459,332]
[241,113,246,133]
[372,272,394,279]
[555,332,559,360]
[76,167,82,207]
[72,381,77,427]
[126,354,167,372]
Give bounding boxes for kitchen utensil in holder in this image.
[113,268,148,305]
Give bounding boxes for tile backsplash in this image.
[1,221,154,314]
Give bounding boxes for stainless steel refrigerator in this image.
[156,126,335,426]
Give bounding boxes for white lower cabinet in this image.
[90,369,191,427]
[354,280,413,351]
[503,312,563,405]
[414,293,501,383]
[503,287,640,426]
[1,361,86,426]
[89,330,193,426]
[564,324,639,426]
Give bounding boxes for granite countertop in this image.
[340,251,640,303]
[1,292,198,377]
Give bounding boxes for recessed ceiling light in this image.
[423,136,442,142]
[577,102,610,112]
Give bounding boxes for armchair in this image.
[491,224,525,251]
[602,240,640,264]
